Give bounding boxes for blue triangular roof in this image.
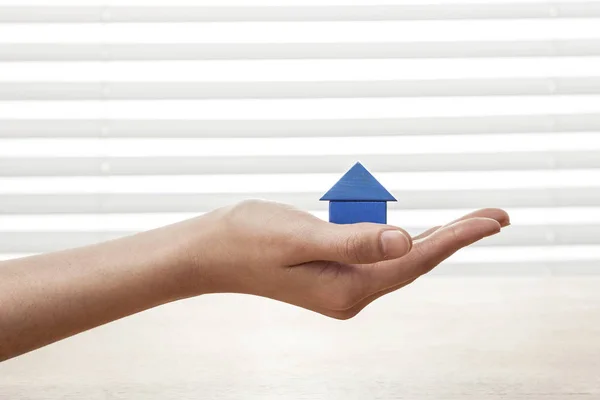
[320,162,396,202]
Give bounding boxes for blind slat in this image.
[2,152,599,176]
[1,114,599,138]
[1,188,598,214]
[2,78,600,100]
[1,4,599,23]
[4,40,600,61]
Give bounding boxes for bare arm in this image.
[0,201,509,361]
[0,219,200,361]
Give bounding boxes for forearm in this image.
[0,219,203,362]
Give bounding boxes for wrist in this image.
[164,213,223,298]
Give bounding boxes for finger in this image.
[442,208,510,230]
[309,221,413,265]
[404,217,502,277]
[413,226,441,240]
[412,208,509,241]
[362,217,501,293]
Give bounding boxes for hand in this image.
[0,199,509,360]
[185,200,510,319]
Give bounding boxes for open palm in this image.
[191,201,510,319]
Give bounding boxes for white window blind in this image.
[1,1,600,275]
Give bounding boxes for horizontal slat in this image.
[0,225,598,252]
[3,40,600,61]
[3,20,600,43]
[2,151,600,176]
[2,114,599,138]
[3,171,597,193]
[1,188,599,213]
[2,98,597,120]
[0,4,598,23]
[3,134,598,157]
[2,78,600,100]
[4,59,600,82]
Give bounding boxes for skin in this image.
[0,200,509,362]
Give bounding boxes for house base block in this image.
[329,201,387,225]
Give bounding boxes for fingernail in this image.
[380,230,411,259]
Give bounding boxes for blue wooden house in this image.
[320,162,396,224]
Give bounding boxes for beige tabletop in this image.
[2,276,599,399]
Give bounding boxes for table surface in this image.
[2,276,600,399]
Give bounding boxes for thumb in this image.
[310,222,412,264]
